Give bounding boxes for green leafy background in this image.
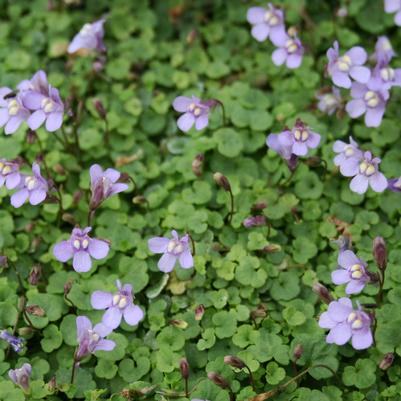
[0,0,400,400]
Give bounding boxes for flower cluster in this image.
[0,71,64,134]
[247,3,304,69]
[326,38,400,127]
[333,137,387,194]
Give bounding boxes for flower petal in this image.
[177,112,195,132]
[331,269,350,285]
[53,241,74,263]
[326,321,352,345]
[102,306,122,329]
[148,237,170,253]
[338,250,359,268]
[11,189,29,208]
[91,291,113,309]
[350,174,369,194]
[157,253,177,273]
[351,328,373,350]
[123,304,144,326]
[88,239,109,260]
[73,251,92,273]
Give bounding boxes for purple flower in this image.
[316,87,342,115]
[268,120,320,158]
[345,81,389,127]
[340,151,387,194]
[271,33,304,69]
[91,280,144,330]
[8,363,31,391]
[89,164,129,209]
[17,70,49,95]
[370,61,401,91]
[246,4,286,43]
[319,297,373,350]
[387,177,401,192]
[332,250,369,294]
[384,0,401,26]
[11,163,49,208]
[148,230,193,273]
[0,159,21,190]
[23,87,64,133]
[53,226,110,273]
[75,316,115,360]
[172,96,210,132]
[326,41,371,88]
[243,215,266,228]
[68,19,106,54]
[333,136,363,176]
[373,36,396,64]
[266,131,293,160]
[0,88,30,135]
[0,330,24,352]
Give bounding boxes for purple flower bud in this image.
[25,305,45,317]
[68,19,106,54]
[312,282,333,305]
[93,99,107,119]
[91,280,144,329]
[192,154,204,177]
[8,363,31,391]
[293,344,304,360]
[28,265,42,285]
[373,237,387,271]
[148,230,193,273]
[374,36,396,64]
[213,172,231,192]
[319,298,373,350]
[0,255,8,268]
[207,372,230,389]
[243,215,266,228]
[180,358,189,379]
[387,176,401,192]
[195,304,205,321]
[132,195,147,205]
[172,96,211,132]
[0,330,24,353]
[53,226,110,273]
[379,353,394,370]
[224,355,246,369]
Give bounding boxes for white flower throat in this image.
[167,239,184,255]
[8,99,20,116]
[337,55,352,72]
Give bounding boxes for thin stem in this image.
[87,208,95,227]
[9,260,25,293]
[104,118,110,146]
[60,126,70,147]
[226,189,235,223]
[245,365,255,391]
[22,309,37,330]
[188,233,196,256]
[71,355,78,385]
[213,99,226,126]
[184,377,189,398]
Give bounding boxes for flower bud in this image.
[305,156,322,168]
[62,213,77,225]
[169,319,188,329]
[93,99,107,120]
[28,265,42,286]
[192,154,204,177]
[207,372,230,389]
[379,353,394,370]
[312,282,333,304]
[0,256,8,268]
[133,195,147,205]
[224,355,246,369]
[293,344,303,360]
[195,304,205,321]
[18,327,33,337]
[252,201,267,211]
[287,154,298,172]
[119,172,131,183]
[251,304,267,319]
[180,358,189,379]
[26,129,37,144]
[46,376,57,393]
[243,215,266,228]
[64,280,73,297]
[373,236,387,271]
[213,172,231,192]
[25,305,45,317]
[262,244,281,253]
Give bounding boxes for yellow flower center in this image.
[264,10,279,25]
[167,239,184,254]
[364,91,379,108]
[337,55,352,72]
[193,107,202,116]
[8,99,19,116]
[41,98,55,113]
[359,161,375,176]
[25,176,36,191]
[380,67,394,81]
[285,39,298,54]
[350,263,363,279]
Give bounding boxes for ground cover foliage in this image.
[0,0,401,400]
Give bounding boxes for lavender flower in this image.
[333,136,363,176]
[316,87,342,115]
[246,3,286,43]
[266,131,293,161]
[8,364,31,391]
[384,0,401,26]
[373,36,396,64]
[18,70,49,94]
[172,96,211,132]
[370,61,401,90]
[341,151,387,194]
[243,215,266,228]
[271,33,304,69]
[89,164,129,209]
[267,120,320,158]
[148,230,193,273]
[319,297,373,350]
[332,250,369,294]
[0,159,21,190]
[345,82,389,127]
[91,280,144,330]
[387,177,401,192]
[0,330,24,352]
[23,86,64,132]
[68,19,106,54]
[75,316,115,360]
[53,227,109,273]
[0,88,30,135]
[11,163,49,208]
[326,41,371,88]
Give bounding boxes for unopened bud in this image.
[0,256,8,268]
[213,172,231,192]
[26,129,37,144]
[133,195,147,205]
[251,304,267,319]
[180,358,189,379]
[379,353,394,370]
[243,215,266,228]
[373,236,387,271]
[93,99,107,119]
[186,29,197,44]
[262,244,281,253]
[72,190,83,205]
[119,172,131,183]
[293,344,303,360]
[252,201,267,211]
[287,154,298,172]
[46,376,57,392]
[207,372,230,389]
[192,154,204,177]
[62,213,77,225]
[287,26,298,37]
[169,319,188,329]
[312,282,333,304]
[64,280,73,296]
[305,156,322,168]
[224,355,246,369]
[26,305,45,317]
[28,265,42,286]
[195,304,205,321]
[30,237,41,252]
